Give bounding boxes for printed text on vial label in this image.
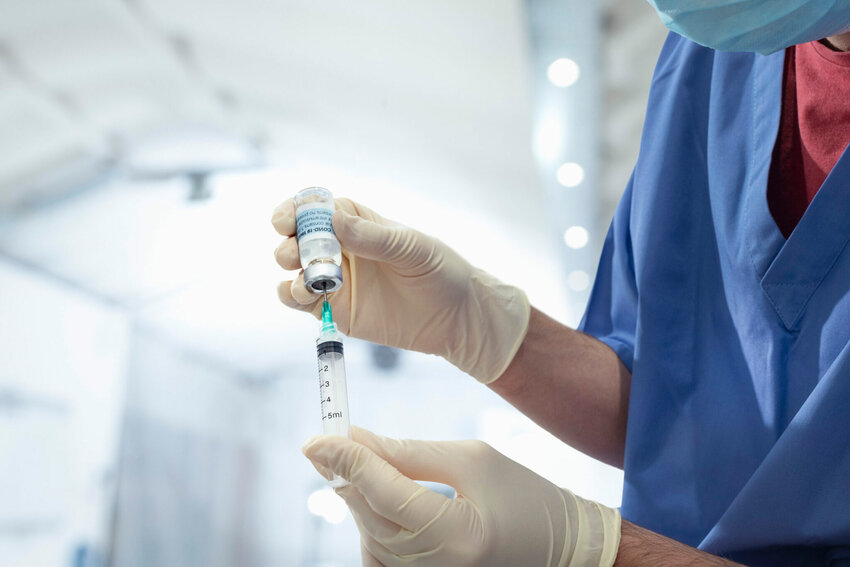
[297,207,334,244]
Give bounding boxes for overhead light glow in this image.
[567,270,591,292]
[563,226,590,249]
[535,114,563,162]
[307,488,348,524]
[557,163,585,188]
[547,58,580,88]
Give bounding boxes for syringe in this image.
[316,295,351,488]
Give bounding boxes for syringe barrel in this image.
[316,336,351,487]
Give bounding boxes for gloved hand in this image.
[272,198,530,383]
[302,426,621,567]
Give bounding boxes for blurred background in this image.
[0,1,667,565]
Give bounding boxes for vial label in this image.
[296,205,335,244]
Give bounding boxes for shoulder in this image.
[636,33,767,158]
[647,33,761,103]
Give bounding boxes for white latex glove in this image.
[272,198,530,383]
[302,426,621,567]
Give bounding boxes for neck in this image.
[824,30,850,51]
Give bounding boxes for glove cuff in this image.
[458,270,531,384]
[564,491,621,567]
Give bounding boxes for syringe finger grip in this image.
[317,340,343,356]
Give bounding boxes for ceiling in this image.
[0,0,539,222]
[0,0,669,377]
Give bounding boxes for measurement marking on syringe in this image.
[304,213,350,488]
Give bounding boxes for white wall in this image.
[0,259,130,566]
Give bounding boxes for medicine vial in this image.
[294,187,343,294]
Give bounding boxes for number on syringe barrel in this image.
[318,364,337,414]
[317,348,348,425]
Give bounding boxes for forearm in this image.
[489,306,631,467]
[615,520,745,566]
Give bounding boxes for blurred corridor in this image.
[0,1,666,565]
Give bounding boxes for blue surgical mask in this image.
[648,0,850,54]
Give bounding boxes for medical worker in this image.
[273,2,850,565]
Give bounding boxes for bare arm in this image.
[490,309,747,564]
[491,302,746,562]
[615,520,745,566]
[489,306,631,467]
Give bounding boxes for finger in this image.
[335,197,385,222]
[303,435,450,533]
[277,276,321,313]
[277,280,308,311]
[350,426,488,498]
[309,458,335,482]
[271,198,296,236]
[336,485,405,543]
[290,273,320,304]
[309,459,334,482]
[346,505,421,567]
[361,541,385,567]
[302,436,334,480]
[274,237,301,271]
[332,210,410,263]
[359,524,448,567]
[273,195,367,237]
[358,523,400,567]
[339,482,456,557]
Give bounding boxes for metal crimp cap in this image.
[304,261,343,294]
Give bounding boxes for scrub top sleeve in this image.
[578,175,638,372]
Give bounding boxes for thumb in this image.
[333,210,414,265]
[351,426,487,498]
[303,432,449,532]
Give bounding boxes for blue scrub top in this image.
[580,33,850,566]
